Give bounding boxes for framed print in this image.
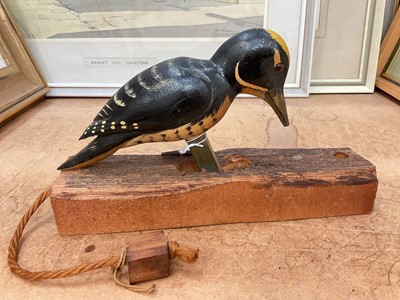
[5,0,316,97]
[0,0,49,126]
[310,0,385,93]
[376,8,400,100]
[266,0,316,97]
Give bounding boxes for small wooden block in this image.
[50,148,378,235]
[126,231,170,284]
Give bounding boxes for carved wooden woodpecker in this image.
[58,28,290,170]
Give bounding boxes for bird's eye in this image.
[274,63,284,72]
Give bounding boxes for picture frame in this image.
[250,0,316,97]
[375,7,400,100]
[0,0,49,126]
[6,0,316,97]
[310,0,385,93]
[0,36,18,78]
[381,0,399,39]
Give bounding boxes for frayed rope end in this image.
[168,241,199,263]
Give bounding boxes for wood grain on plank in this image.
[51,148,378,235]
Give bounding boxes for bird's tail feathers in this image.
[57,132,138,170]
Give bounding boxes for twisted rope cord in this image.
[7,187,198,293]
[7,187,121,281]
[168,241,199,263]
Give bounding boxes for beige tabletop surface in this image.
[1,92,399,299]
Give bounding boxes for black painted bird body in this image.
[58,28,290,170]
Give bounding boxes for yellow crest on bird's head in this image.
[265,29,290,62]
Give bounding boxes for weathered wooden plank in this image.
[50,148,378,235]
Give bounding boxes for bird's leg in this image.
[178,135,208,155]
[161,133,221,172]
[185,133,221,173]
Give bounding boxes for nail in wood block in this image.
[126,231,169,284]
[50,148,378,235]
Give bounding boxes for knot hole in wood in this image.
[334,152,350,159]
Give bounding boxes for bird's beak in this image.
[263,88,289,127]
